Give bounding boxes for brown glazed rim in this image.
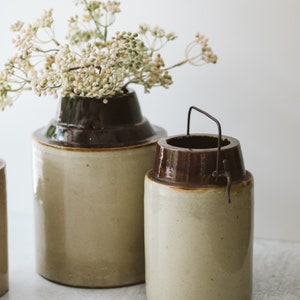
[150,133,247,187]
[33,125,165,151]
[32,89,166,149]
[147,170,253,190]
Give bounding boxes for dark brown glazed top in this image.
[33,90,166,148]
[150,134,246,187]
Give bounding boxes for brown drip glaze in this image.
[33,90,166,148]
[151,134,246,187]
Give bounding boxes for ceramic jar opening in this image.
[166,134,230,149]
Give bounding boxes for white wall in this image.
[0,0,299,242]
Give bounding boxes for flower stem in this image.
[164,59,189,71]
[83,0,103,41]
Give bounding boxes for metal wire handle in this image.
[187,106,232,203]
[187,106,222,179]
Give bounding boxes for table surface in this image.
[2,213,300,300]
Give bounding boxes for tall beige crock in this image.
[32,91,166,287]
[0,160,8,297]
[144,107,254,300]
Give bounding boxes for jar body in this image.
[0,160,8,296]
[32,90,166,287]
[33,139,159,287]
[144,172,254,300]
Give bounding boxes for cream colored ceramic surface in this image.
[145,173,254,300]
[0,160,8,297]
[32,141,157,287]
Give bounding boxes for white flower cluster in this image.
[0,0,217,109]
[187,33,218,65]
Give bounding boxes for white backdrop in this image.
[0,0,299,242]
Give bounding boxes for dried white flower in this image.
[0,0,217,110]
[10,21,24,32]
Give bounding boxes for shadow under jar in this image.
[144,134,254,300]
[32,90,166,288]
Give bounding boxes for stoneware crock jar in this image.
[32,89,166,287]
[144,107,254,300]
[0,160,8,297]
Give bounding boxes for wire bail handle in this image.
[187,106,232,203]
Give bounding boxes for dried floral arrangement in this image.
[0,0,217,109]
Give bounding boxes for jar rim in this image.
[151,134,246,187]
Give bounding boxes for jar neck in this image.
[56,90,144,129]
[151,134,246,187]
[35,90,166,148]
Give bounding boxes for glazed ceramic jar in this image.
[144,109,254,300]
[32,90,166,287]
[0,160,8,297]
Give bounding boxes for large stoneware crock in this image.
[32,90,166,287]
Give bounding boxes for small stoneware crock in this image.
[32,89,166,287]
[0,160,8,297]
[144,107,254,300]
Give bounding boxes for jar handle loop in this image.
[187,106,232,203]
